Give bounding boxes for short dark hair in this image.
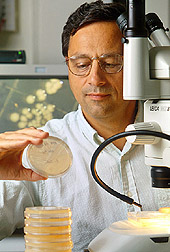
[61,0,126,57]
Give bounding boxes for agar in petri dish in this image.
[128,211,170,228]
[26,137,72,178]
[159,207,170,214]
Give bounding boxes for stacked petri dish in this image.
[24,206,73,252]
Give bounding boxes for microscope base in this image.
[88,220,170,252]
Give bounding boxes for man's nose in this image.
[87,60,106,86]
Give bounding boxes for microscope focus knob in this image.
[125,122,162,144]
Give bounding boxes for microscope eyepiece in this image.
[145,13,165,37]
[116,12,127,35]
[145,12,170,46]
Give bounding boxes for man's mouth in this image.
[86,93,110,100]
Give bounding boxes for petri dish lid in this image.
[24,225,72,235]
[25,248,72,252]
[24,207,72,218]
[25,217,72,227]
[24,241,73,249]
[26,136,72,178]
[24,233,72,242]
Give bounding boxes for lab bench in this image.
[0,233,25,252]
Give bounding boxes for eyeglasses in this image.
[65,53,123,77]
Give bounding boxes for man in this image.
[0,1,169,251]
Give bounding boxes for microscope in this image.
[88,0,170,251]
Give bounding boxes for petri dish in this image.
[24,225,72,235]
[26,137,72,178]
[24,206,72,218]
[128,211,170,228]
[25,217,72,226]
[25,243,73,252]
[24,206,73,251]
[24,233,72,242]
[159,207,170,214]
[24,241,73,249]
[25,248,72,252]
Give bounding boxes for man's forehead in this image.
[71,21,122,37]
[68,21,122,56]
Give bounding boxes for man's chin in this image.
[82,106,112,119]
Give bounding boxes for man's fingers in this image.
[21,168,48,181]
[0,128,49,149]
[2,167,48,181]
[0,128,49,140]
[0,128,49,181]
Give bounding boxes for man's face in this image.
[67,21,127,121]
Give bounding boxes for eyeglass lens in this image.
[67,54,123,76]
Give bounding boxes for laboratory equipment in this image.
[91,0,170,207]
[88,210,170,252]
[0,50,26,63]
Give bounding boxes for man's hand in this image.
[0,127,49,181]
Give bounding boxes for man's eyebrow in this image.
[70,52,123,58]
[70,54,90,58]
[101,52,123,57]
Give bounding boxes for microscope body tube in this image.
[123,0,159,100]
[123,37,147,99]
[123,37,160,100]
[125,0,147,38]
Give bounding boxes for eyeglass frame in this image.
[65,53,123,77]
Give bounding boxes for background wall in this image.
[0,0,169,65]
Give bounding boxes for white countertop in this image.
[0,234,25,252]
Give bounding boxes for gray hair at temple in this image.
[61,0,126,57]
